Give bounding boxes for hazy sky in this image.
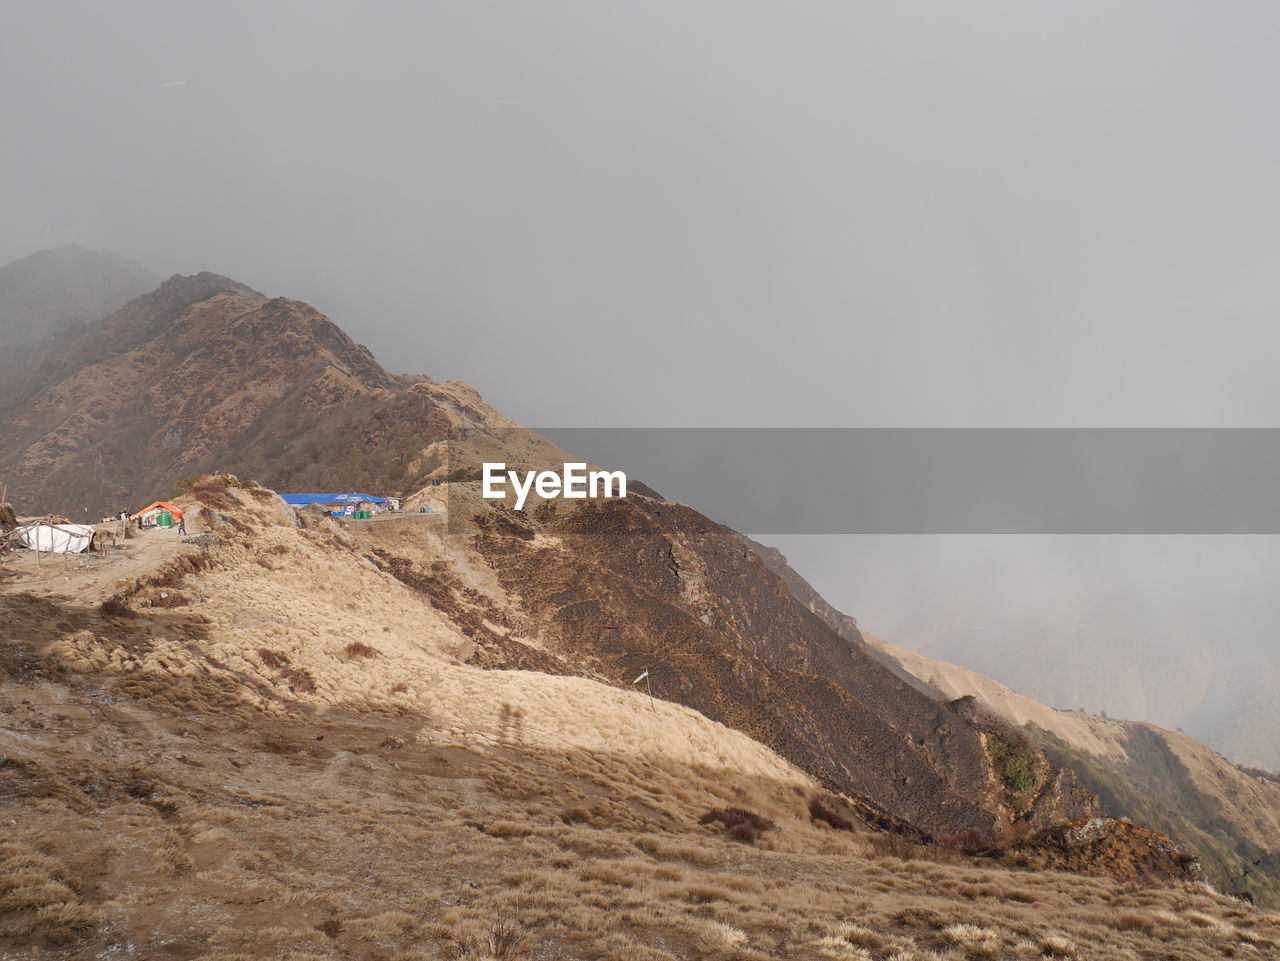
[6,3,1280,746]
[5,1,1280,428]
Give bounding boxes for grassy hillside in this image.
[1036,727,1280,908]
[2,482,1276,959]
[780,623,1280,909]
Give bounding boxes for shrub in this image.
[252,648,315,694]
[344,641,379,659]
[937,828,988,856]
[940,923,1001,958]
[190,478,239,512]
[694,920,748,952]
[699,806,776,844]
[317,918,343,938]
[832,923,889,951]
[390,682,409,694]
[98,595,135,618]
[867,832,918,860]
[448,914,529,959]
[148,591,189,609]
[199,506,248,534]
[633,836,720,865]
[986,732,1042,795]
[810,797,856,832]
[1108,911,1155,933]
[277,666,315,694]
[1239,765,1280,787]
[560,806,591,825]
[256,648,288,670]
[482,820,532,838]
[1040,934,1078,957]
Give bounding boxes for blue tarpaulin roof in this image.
[279,493,387,506]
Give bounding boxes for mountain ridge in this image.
[0,271,1257,897]
[0,275,413,512]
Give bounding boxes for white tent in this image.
[8,522,96,554]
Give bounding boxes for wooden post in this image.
[632,669,656,714]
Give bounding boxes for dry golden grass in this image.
[17,690,1263,961]
[0,840,100,943]
[694,919,749,952]
[2,490,1276,959]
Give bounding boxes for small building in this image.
[279,492,389,516]
[6,522,97,554]
[134,501,185,528]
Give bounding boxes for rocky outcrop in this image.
[1013,817,1202,885]
[832,623,1280,905]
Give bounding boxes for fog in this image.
[4,2,1279,761]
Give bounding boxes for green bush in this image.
[986,733,1041,794]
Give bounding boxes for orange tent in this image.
[134,501,185,521]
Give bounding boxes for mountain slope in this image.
[359,490,1100,845]
[0,245,158,398]
[2,481,1269,959]
[0,273,439,513]
[0,274,1212,879]
[895,573,1280,772]
[753,543,1280,905]
[854,628,1280,905]
[0,244,157,349]
[0,272,527,516]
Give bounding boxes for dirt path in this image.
[0,527,196,602]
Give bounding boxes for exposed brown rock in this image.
[1012,817,1202,885]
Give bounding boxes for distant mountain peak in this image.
[0,244,159,348]
[155,270,264,298]
[0,279,426,511]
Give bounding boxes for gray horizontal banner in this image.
[446,428,1280,535]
